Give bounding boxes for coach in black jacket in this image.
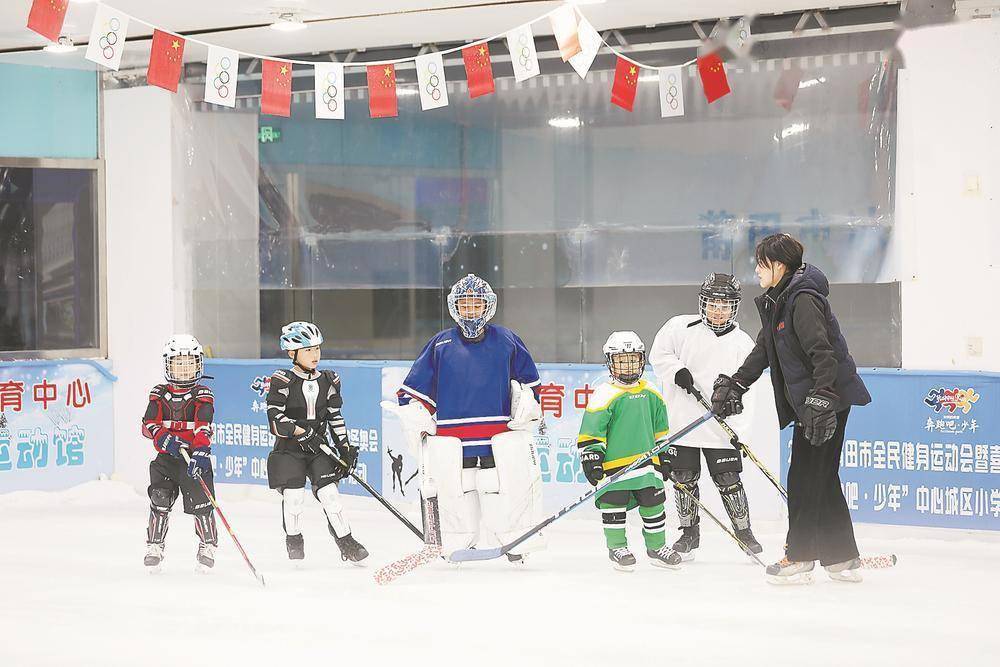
[711,233,871,584]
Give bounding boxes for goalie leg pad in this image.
[424,436,479,551]
[479,430,546,554]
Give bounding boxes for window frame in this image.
[0,156,107,361]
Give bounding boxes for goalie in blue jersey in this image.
[392,274,545,563]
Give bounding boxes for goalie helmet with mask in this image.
[447,273,497,340]
[603,331,646,385]
[163,334,204,389]
[699,272,741,333]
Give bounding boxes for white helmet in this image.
[603,331,645,384]
[163,334,204,388]
[279,321,323,351]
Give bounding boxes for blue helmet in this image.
[447,274,497,339]
[279,321,323,351]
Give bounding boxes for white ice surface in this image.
[2,480,997,666]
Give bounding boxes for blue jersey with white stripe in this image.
[398,325,540,457]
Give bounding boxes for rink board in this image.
[0,359,116,492]
[780,369,1000,530]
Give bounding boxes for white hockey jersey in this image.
[649,314,756,449]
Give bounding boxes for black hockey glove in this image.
[673,368,695,395]
[159,434,185,459]
[579,450,606,486]
[186,448,212,478]
[802,389,838,447]
[711,374,747,418]
[294,428,326,455]
[333,443,359,481]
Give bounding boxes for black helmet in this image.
[699,273,741,332]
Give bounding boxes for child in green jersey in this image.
[577,331,682,571]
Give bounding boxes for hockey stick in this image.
[688,385,788,502]
[180,450,266,587]
[318,444,424,541]
[374,434,443,585]
[449,411,716,563]
[674,482,766,566]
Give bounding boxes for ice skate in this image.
[608,547,636,572]
[647,546,682,570]
[286,533,305,561]
[335,532,369,566]
[672,525,700,562]
[825,558,863,583]
[144,543,165,572]
[735,527,763,555]
[765,557,815,585]
[195,543,215,573]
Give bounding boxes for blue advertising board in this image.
[0,359,115,493]
[780,369,1000,530]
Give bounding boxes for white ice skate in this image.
[144,543,165,574]
[825,558,863,583]
[195,543,215,574]
[765,557,815,585]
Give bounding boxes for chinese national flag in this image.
[27,0,68,42]
[463,43,495,98]
[610,57,639,112]
[147,30,186,93]
[367,64,398,118]
[262,59,293,117]
[698,52,731,103]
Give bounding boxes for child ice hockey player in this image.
[141,334,217,572]
[577,331,681,571]
[649,273,763,560]
[265,321,368,565]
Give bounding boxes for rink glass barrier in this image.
[204,360,1000,531]
[171,28,901,366]
[0,359,115,492]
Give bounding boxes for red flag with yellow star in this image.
[697,52,731,103]
[27,0,68,42]
[367,64,398,118]
[262,59,293,117]
[610,57,639,112]
[147,30,186,93]
[462,43,495,98]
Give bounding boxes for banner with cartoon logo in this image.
[780,369,1000,530]
[0,360,116,493]
[204,360,384,496]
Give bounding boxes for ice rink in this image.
[2,480,997,666]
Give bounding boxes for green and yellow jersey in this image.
[577,379,670,497]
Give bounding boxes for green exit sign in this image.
[258,127,282,143]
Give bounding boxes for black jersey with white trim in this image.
[266,368,348,447]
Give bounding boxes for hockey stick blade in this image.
[448,411,715,564]
[859,554,897,569]
[374,544,442,585]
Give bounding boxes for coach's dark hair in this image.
[754,233,804,271]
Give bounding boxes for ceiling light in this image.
[270,13,307,32]
[548,116,582,129]
[44,36,77,54]
[397,88,420,97]
[798,76,827,89]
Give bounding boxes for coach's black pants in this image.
[785,408,859,566]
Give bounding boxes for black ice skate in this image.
[647,546,683,570]
[672,525,700,561]
[608,547,636,572]
[335,533,369,565]
[735,528,763,555]
[144,543,165,570]
[196,543,215,571]
[286,533,305,560]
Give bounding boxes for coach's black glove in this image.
[579,450,606,486]
[802,389,838,447]
[674,368,695,395]
[294,427,326,455]
[711,374,747,418]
